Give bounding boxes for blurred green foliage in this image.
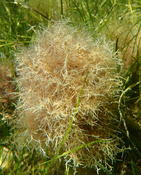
[0,0,48,62]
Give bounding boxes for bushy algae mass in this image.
[15,22,122,167]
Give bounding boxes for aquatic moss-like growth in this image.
[15,22,122,167]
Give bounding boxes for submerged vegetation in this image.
[0,0,141,174]
[15,21,122,169]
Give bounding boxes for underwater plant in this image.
[15,22,123,169]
